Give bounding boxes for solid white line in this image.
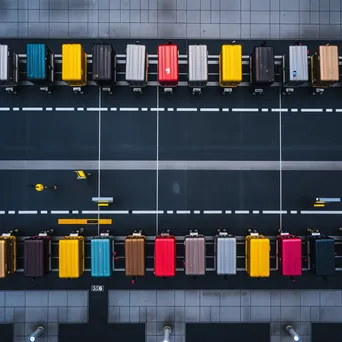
[200,108,220,112]
[141,108,148,111]
[272,108,288,112]
[167,108,174,111]
[290,210,298,214]
[72,210,79,214]
[22,107,42,111]
[46,107,53,111]
[194,210,201,214]
[13,107,19,111]
[51,210,69,214]
[336,109,342,112]
[291,108,298,112]
[167,210,174,214]
[253,210,260,214]
[101,210,129,214]
[176,108,197,112]
[232,108,258,112]
[235,210,249,214]
[55,107,74,111]
[110,108,117,111]
[0,107,10,111]
[262,210,287,214]
[151,108,164,111]
[119,107,139,111]
[222,108,229,112]
[301,210,342,214]
[97,88,102,236]
[261,108,269,112]
[203,210,222,214]
[87,107,108,111]
[156,84,160,236]
[176,210,191,214]
[0,211,5,214]
[8,211,15,214]
[40,210,48,214]
[279,89,283,230]
[225,210,232,214]
[77,107,84,111]
[132,210,164,214]
[18,210,37,214]
[301,108,323,112]
[326,109,333,112]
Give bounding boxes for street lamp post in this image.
[162,326,171,342]
[29,326,44,341]
[286,325,300,341]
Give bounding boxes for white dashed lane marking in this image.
[1,209,342,215]
[1,107,342,113]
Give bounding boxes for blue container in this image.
[27,44,52,83]
[91,238,113,277]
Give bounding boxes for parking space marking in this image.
[119,107,139,111]
[22,107,42,111]
[253,210,260,214]
[232,108,258,112]
[55,107,74,111]
[0,107,10,111]
[18,210,37,214]
[262,210,287,214]
[176,108,197,112]
[176,210,191,214]
[51,210,70,214]
[301,108,323,112]
[235,210,249,214]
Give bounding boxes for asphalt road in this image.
[0,39,342,290]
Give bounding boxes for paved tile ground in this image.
[0,0,341,39]
[0,291,88,342]
[108,290,342,342]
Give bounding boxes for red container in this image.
[158,43,178,86]
[154,233,176,277]
[276,233,302,276]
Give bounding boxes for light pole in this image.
[29,326,44,341]
[286,325,300,341]
[162,326,171,342]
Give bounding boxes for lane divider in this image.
[1,107,341,113]
[2,209,342,215]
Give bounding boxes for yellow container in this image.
[245,234,270,277]
[59,236,84,278]
[0,236,16,278]
[219,44,242,87]
[62,44,87,87]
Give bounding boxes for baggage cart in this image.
[276,232,302,278]
[184,230,206,276]
[158,41,178,94]
[214,229,236,276]
[0,44,19,94]
[307,229,335,277]
[250,43,275,95]
[245,230,270,278]
[59,229,84,278]
[188,44,208,94]
[125,44,148,94]
[311,44,339,95]
[0,230,17,278]
[26,43,54,94]
[91,231,114,278]
[282,44,309,95]
[62,43,87,94]
[125,231,146,278]
[219,44,242,94]
[154,232,176,277]
[92,43,116,93]
[24,230,53,278]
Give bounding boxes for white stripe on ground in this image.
[301,210,342,214]
[235,210,249,214]
[262,210,287,214]
[18,210,37,214]
[40,210,48,214]
[301,108,323,112]
[253,210,260,214]
[51,210,69,214]
[22,107,42,111]
[203,210,222,214]
[176,108,197,111]
[176,210,191,214]
[55,107,74,111]
[290,210,298,214]
[232,108,258,112]
[119,107,139,111]
[132,210,164,214]
[200,108,220,112]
